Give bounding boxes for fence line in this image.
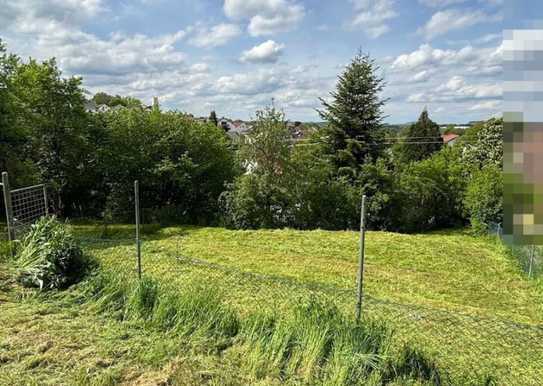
[78,234,543,384]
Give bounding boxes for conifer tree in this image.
[318,50,387,176]
[394,108,442,163]
[209,110,218,126]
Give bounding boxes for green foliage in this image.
[359,158,396,230]
[461,118,503,170]
[98,108,236,223]
[221,110,361,230]
[0,40,39,189]
[390,147,466,232]
[9,57,90,213]
[464,165,503,234]
[240,106,291,177]
[287,144,361,230]
[16,216,89,290]
[221,107,293,228]
[394,109,443,163]
[92,92,142,108]
[209,110,218,126]
[318,51,387,175]
[458,119,503,233]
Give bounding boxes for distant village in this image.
[84,93,480,145]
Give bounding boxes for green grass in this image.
[2,223,543,384]
[0,263,456,385]
[68,224,543,384]
[72,224,542,322]
[0,266,250,385]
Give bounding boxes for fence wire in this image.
[10,184,47,239]
[487,222,543,278]
[77,231,543,386]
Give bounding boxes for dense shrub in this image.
[461,118,503,170]
[389,147,466,233]
[98,109,236,224]
[16,216,90,289]
[220,130,362,231]
[464,165,503,234]
[358,157,396,230]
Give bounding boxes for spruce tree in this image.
[394,108,442,163]
[209,110,218,127]
[318,51,387,176]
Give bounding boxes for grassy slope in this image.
[0,265,249,386]
[76,225,542,323]
[72,224,543,384]
[3,224,543,384]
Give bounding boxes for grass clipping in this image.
[16,216,89,290]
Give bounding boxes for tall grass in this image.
[83,271,239,340]
[238,295,451,385]
[81,271,461,385]
[15,216,92,290]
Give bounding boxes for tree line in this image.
[0,41,502,232]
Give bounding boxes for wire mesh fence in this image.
[487,221,543,278]
[2,174,541,385]
[10,184,47,239]
[73,227,543,386]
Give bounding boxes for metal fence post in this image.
[43,184,49,216]
[2,172,15,243]
[356,194,367,322]
[135,180,142,279]
[528,244,535,278]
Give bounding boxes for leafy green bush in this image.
[16,216,89,290]
[389,147,466,233]
[464,165,503,234]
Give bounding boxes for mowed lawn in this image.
[75,225,543,324]
[3,223,542,383]
[72,224,543,383]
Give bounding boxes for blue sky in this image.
[0,0,526,123]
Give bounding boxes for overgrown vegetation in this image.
[15,217,91,290]
[75,269,467,385]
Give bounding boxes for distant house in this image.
[441,133,459,146]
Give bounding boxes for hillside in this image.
[1,225,542,384]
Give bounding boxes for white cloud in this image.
[391,44,478,70]
[215,70,284,95]
[409,70,433,83]
[46,30,187,75]
[240,40,285,63]
[0,0,105,31]
[348,0,397,38]
[190,63,209,73]
[418,9,502,40]
[407,75,501,103]
[476,33,502,44]
[419,0,502,7]
[469,100,500,111]
[418,0,468,7]
[223,0,304,36]
[188,23,241,48]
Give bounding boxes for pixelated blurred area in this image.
[504,30,543,245]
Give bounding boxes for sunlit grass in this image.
[67,223,543,384]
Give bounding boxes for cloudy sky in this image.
[0,0,532,123]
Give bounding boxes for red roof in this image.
[441,133,459,143]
